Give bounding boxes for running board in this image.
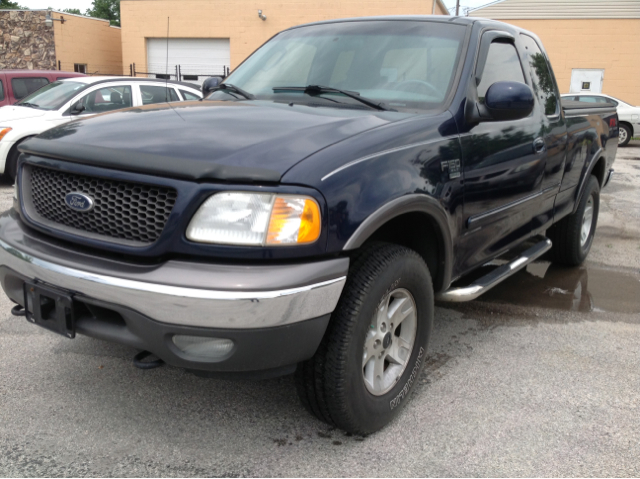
[436,237,552,302]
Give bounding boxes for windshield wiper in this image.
[19,102,40,109]
[213,83,254,100]
[273,85,391,111]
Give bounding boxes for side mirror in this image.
[202,76,224,96]
[484,81,534,121]
[70,103,86,115]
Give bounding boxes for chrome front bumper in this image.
[0,213,348,330]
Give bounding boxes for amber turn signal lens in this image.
[0,128,12,141]
[267,196,321,245]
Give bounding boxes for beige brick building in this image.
[120,0,449,81]
[470,0,640,106]
[0,9,122,75]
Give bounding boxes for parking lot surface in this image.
[1,143,639,477]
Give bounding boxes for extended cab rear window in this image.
[0,80,4,101]
[11,77,49,100]
[520,34,559,117]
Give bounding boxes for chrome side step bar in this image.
[436,237,552,302]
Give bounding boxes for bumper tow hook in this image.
[133,350,165,370]
[10,304,26,317]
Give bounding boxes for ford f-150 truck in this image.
[0,16,617,434]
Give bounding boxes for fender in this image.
[572,147,603,215]
[343,194,454,291]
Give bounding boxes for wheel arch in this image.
[5,134,36,175]
[572,153,606,215]
[343,194,453,292]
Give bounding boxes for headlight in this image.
[186,192,321,246]
[0,128,12,141]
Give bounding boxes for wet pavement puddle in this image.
[449,262,640,314]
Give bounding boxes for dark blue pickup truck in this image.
[0,16,617,434]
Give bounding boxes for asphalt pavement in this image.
[1,143,639,477]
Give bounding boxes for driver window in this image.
[75,85,133,114]
[477,42,525,102]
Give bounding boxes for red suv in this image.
[0,70,85,107]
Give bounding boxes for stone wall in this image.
[0,10,56,70]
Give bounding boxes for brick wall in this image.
[0,10,56,70]
[121,0,447,75]
[52,11,123,75]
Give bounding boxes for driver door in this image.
[456,32,546,274]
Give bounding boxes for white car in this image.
[0,77,202,179]
[561,93,640,147]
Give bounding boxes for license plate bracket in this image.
[23,281,76,339]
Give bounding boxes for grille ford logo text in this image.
[64,192,95,212]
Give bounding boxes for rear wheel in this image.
[618,124,631,147]
[547,175,600,266]
[295,243,434,435]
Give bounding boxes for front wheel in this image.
[547,175,600,266]
[295,243,434,435]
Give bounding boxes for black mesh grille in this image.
[28,166,178,244]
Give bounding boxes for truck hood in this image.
[21,100,405,183]
[0,105,48,123]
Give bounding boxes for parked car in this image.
[0,70,85,107]
[0,77,202,179]
[561,93,639,146]
[0,17,617,434]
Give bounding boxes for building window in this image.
[182,75,198,81]
[74,64,87,74]
[581,82,591,90]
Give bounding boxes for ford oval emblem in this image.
[64,192,95,212]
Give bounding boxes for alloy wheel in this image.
[362,288,417,396]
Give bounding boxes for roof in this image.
[57,76,201,90]
[469,0,640,19]
[288,15,478,31]
[59,76,134,84]
[0,9,119,26]
[0,70,84,75]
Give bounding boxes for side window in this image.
[575,96,602,104]
[11,77,49,100]
[520,35,559,116]
[477,42,525,101]
[76,85,133,114]
[0,80,4,101]
[179,89,200,101]
[140,85,180,105]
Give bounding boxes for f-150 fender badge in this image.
[65,192,95,212]
[441,159,461,179]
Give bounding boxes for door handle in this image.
[533,138,546,154]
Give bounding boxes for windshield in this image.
[214,21,466,112]
[17,81,85,110]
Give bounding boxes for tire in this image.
[4,137,31,182]
[618,124,632,147]
[295,243,434,435]
[547,175,600,266]
[4,142,20,182]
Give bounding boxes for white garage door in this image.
[147,38,230,83]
